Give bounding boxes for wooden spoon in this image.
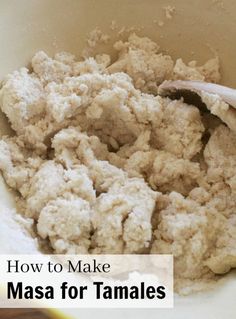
[158,80,236,108]
[0,309,51,319]
[158,80,236,132]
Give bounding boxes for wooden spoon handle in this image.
[0,309,51,319]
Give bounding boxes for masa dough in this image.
[0,33,235,291]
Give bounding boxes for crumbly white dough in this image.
[108,33,174,94]
[0,33,235,292]
[173,57,220,83]
[151,192,223,280]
